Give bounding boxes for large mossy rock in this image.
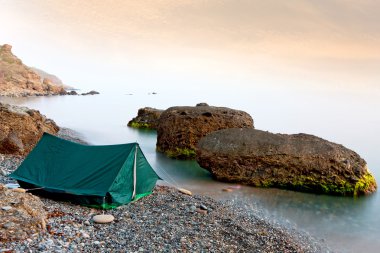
[128,107,163,130]
[0,103,59,155]
[157,104,254,159]
[196,128,377,196]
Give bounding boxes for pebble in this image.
[0,183,331,253]
[92,214,114,224]
[200,204,208,210]
[196,208,208,215]
[228,185,241,189]
[0,167,7,176]
[178,188,192,196]
[3,222,15,229]
[1,205,12,211]
[12,188,27,193]
[81,231,90,238]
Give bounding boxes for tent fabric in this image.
[10,133,160,208]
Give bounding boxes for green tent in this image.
[10,133,160,209]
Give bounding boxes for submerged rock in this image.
[196,128,377,196]
[128,107,163,130]
[0,103,59,155]
[157,104,254,159]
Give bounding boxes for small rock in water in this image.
[222,188,233,192]
[84,220,91,226]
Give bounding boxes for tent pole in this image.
[132,144,138,200]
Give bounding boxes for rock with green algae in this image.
[128,107,163,130]
[196,128,377,196]
[156,104,254,159]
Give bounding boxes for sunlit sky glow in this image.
[1,0,380,92]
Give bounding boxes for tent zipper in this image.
[132,144,138,200]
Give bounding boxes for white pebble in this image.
[1,206,12,211]
[81,231,90,238]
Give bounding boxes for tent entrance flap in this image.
[9,132,160,208]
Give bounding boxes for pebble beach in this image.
[0,129,331,252]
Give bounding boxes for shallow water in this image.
[1,88,379,253]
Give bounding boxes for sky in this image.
[1,0,380,92]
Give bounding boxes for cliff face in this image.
[0,44,66,97]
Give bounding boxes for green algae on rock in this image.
[196,128,377,196]
[156,104,254,159]
[157,146,197,159]
[128,107,163,130]
[128,121,152,129]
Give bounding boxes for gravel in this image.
[0,129,332,253]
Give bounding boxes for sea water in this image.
[1,87,379,253]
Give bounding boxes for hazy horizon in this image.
[2,3,380,252]
[1,0,380,93]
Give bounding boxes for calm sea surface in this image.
[1,87,379,253]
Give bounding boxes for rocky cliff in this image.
[0,44,66,97]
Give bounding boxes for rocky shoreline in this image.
[0,44,99,98]
[0,129,330,252]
